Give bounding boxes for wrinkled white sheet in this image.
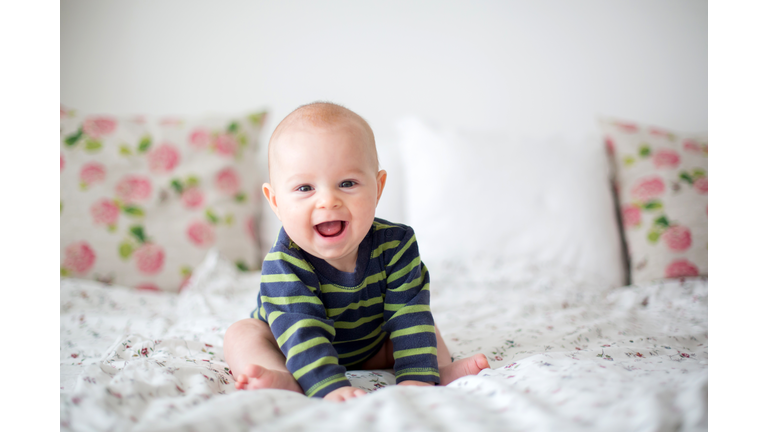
[61,252,707,431]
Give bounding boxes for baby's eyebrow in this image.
[343,168,368,177]
[284,173,311,185]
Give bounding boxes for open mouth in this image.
[314,220,347,238]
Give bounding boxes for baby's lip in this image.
[313,219,347,227]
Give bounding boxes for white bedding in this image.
[60,252,707,431]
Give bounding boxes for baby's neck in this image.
[323,249,359,273]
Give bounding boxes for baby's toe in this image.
[243,364,265,378]
[235,374,249,390]
[474,353,490,370]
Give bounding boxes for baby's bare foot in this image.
[439,353,490,385]
[234,364,303,394]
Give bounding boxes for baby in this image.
[223,102,489,401]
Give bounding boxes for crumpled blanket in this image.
[61,251,707,431]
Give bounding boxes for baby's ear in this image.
[262,183,281,220]
[375,170,387,205]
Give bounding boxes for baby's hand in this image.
[323,386,367,402]
[397,380,436,387]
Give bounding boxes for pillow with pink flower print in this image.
[60,106,268,291]
[600,118,707,284]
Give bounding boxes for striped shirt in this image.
[252,218,439,398]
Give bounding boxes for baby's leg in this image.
[434,326,489,385]
[360,325,489,385]
[223,318,303,393]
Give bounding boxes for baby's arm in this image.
[260,252,357,398]
[382,229,440,386]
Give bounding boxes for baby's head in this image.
[263,102,387,272]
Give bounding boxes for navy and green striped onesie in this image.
[252,218,439,398]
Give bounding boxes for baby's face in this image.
[264,119,386,272]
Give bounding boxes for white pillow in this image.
[395,118,626,287]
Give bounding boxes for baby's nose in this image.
[316,190,342,209]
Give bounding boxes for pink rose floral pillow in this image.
[60,106,268,291]
[600,118,707,284]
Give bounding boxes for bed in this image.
[60,251,707,431]
[60,112,708,431]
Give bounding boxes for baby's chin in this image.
[313,232,364,269]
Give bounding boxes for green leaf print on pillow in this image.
[63,117,116,153]
[117,225,165,275]
[638,144,651,158]
[645,215,692,252]
[118,135,153,158]
[84,139,103,152]
[170,179,184,194]
[248,112,266,126]
[64,128,83,147]
[205,208,219,224]
[679,169,708,194]
[646,216,669,244]
[138,135,152,153]
[170,177,205,209]
[119,241,134,260]
[122,205,145,217]
[203,208,235,226]
[653,216,670,228]
[642,200,663,211]
[130,225,147,243]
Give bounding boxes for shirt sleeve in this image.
[381,228,440,385]
[257,248,352,398]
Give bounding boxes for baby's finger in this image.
[325,393,342,402]
[343,389,366,401]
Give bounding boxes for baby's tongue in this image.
[316,221,343,236]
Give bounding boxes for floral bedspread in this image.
[61,252,707,431]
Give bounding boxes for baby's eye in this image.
[297,185,313,192]
[340,181,356,188]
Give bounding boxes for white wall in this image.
[61,0,707,129]
[61,0,707,246]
